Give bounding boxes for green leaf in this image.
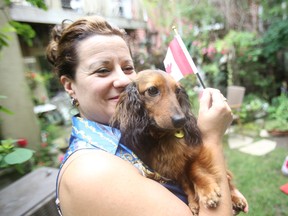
[8,21,36,47]
[0,33,9,50]
[26,0,47,10]
[0,105,14,115]
[0,24,15,34]
[4,148,34,165]
[0,154,6,167]
[0,140,14,154]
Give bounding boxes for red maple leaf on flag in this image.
[166,62,172,73]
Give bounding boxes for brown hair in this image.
[46,16,128,80]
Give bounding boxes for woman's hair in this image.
[46,16,128,80]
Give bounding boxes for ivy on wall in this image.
[0,0,47,51]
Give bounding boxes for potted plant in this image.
[0,139,35,174]
[264,93,288,136]
[0,96,35,186]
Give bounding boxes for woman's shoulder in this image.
[59,149,192,216]
[61,149,139,186]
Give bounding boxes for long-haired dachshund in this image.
[111,69,247,215]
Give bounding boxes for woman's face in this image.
[62,35,136,124]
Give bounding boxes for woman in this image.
[47,16,236,216]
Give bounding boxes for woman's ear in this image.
[60,75,75,97]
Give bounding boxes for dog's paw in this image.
[231,189,248,214]
[188,202,200,216]
[199,185,221,209]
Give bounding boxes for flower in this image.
[41,142,48,148]
[17,138,28,148]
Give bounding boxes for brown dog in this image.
[111,69,247,215]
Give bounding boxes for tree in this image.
[143,0,288,99]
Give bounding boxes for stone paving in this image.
[227,128,288,156]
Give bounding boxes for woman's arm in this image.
[197,88,234,216]
[59,150,193,216]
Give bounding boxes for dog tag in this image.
[174,130,184,138]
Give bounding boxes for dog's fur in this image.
[111,69,247,215]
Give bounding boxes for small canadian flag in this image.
[163,34,197,81]
[163,31,206,89]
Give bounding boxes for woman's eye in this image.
[97,68,110,73]
[123,66,135,74]
[93,68,110,76]
[146,86,159,97]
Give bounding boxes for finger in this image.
[199,89,212,112]
[223,97,232,111]
[210,90,231,108]
[211,89,225,106]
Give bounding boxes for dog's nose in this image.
[172,115,186,128]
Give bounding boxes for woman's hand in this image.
[197,88,234,216]
[197,88,233,142]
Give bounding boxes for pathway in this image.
[227,129,288,156]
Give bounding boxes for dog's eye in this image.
[175,87,181,94]
[146,86,159,97]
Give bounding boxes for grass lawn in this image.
[224,137,288,216]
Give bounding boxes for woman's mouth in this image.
[109,95,119,101]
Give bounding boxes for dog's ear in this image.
[110,82,150,150]
[177,86,202,146]
[111,82,139,129]
[177,86,192,115]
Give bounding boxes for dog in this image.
[111,69,247,215]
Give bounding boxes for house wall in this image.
[0,2,41,148]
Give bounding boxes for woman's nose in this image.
[113,70,132,88]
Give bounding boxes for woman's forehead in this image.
[78,34,128,50]
[77,35,132,62]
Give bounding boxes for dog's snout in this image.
[172,115,186,128]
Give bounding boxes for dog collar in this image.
[174,130,184,138]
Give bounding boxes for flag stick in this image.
[172,26,206,89]
[172,26,179,35]
[196,73,206,89]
